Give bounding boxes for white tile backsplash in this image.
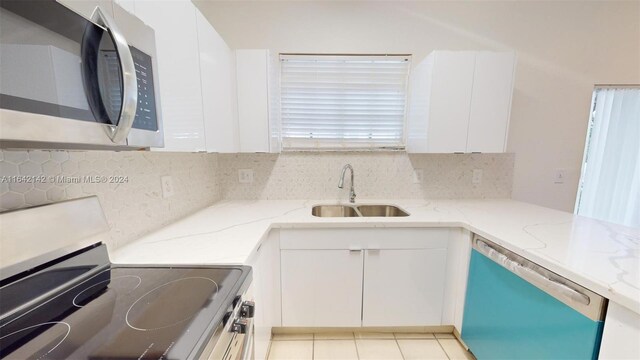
[219,152,514,200]
[1,150,514,250]
[0,150,220,249]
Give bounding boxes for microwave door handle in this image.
[90,7,137,143]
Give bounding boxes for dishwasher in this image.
[461,235,607,359]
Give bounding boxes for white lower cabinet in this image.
[247,230,281,360]
[279,228,450,327]
[362,248,447,326]
[281,249,364,327]
[598,302,640,359]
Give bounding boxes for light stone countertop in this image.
[111,199,640,314]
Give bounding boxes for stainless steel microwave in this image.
[0,0,163,150]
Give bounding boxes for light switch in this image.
[238,169,254,184]
[554,169,566,184]
[472,169,483,184]
[412,169,424,184]
[161,175,174,198]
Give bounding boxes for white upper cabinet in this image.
[196,11,239,153]
[131,0,207,152]
[425,51,475,153]
[58,0,114,18]
[466,52,516,153]
[407,51,516,153]
[113,0,134,14]
[235,50,272,153]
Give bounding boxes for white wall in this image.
[194,0,640,212]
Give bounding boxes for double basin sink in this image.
[311,204,409,217]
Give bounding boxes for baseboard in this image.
[272,325,455,334]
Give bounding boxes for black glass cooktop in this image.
[0,266,243,359]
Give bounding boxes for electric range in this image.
[0,197,254,359]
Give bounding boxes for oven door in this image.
[228,316,254,360]
[203,302,255,360]
[0,0,162,149]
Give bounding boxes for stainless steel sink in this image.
[357,205,409,217]
[311,205,360,217]
[311,204,409,217]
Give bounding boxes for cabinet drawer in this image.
[280,228,449,250]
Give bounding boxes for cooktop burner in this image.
[125,276,219,331]
[0,266,243,359]
[73,273,142,308]
[0,322,70,360]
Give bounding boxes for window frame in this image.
[278,53,412,152]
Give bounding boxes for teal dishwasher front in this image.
[461,236,607,360]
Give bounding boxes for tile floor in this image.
[267,332,475,360]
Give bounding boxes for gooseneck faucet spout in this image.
[338,164,356,203]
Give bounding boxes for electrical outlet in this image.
[161,176,174,198]
[238,169,254,184]
[412,169,424,184]
[554,169,566,184]
[472,169,483,184]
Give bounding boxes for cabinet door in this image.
[427,51,475,153]
[281,249,363,327]
[362,248,447,326]
[248,231,281,360]
[196,11,239,153]
[57,0,113,19]
[236,49,270,153]
[599,302,640,359]
[135,0,206,152]
[113,0,134,14]
[466,52,515,153]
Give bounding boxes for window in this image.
[575,86,640,228]
[279,54,411,150]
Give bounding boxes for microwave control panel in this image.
[131,46,158,131]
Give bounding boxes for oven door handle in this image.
[89,7,137,143]
[239,316,254,360]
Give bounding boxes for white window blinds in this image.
[575,86,640,228]
[280,54,411,150]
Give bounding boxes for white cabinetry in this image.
[58,0,113,18]
[235,50,272,153]
[407,51,516,153]
[247,230,281,360]
[441,228,473,330]
[133,0,206,152]
[362,249,446,326]
[61,1,274,153]
[196,11,239,153]
[466,52,516,153]
[279,228,450,327]
[598,302,640,359]
[118,0,239,152]
[281,249,364,327]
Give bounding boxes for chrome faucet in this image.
[338,164,356,203]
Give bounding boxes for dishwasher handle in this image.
[476,239,590,306]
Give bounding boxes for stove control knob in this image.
[223,311,233,326]
[231,318,248,334]
[233,295,242,308]
[240,300,255,318]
